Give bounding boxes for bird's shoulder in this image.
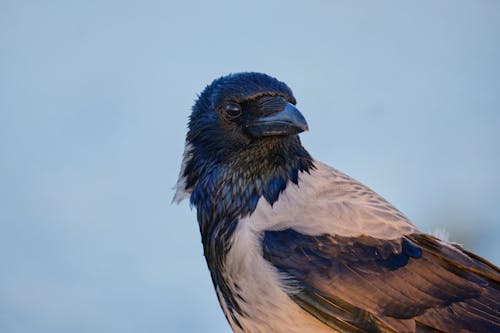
[248,159,417,239]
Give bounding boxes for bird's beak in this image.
[246,103,309,138]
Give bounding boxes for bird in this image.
[174,72,500,333]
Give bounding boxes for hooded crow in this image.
[174,72,500,333]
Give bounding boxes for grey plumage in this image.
[175,72,500,333]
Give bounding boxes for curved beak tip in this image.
[247,102,310,138]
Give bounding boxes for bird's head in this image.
[174,72,313,208]
[187,72,308,156]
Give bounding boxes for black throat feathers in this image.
[184,134,314,319]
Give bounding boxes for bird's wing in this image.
[260,163,500,333]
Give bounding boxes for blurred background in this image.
[1,1,499,332]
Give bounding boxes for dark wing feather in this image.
[262,229,500,333]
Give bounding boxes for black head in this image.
[177,72,314,207]
[177,72,314,209]
[186,72,308,162]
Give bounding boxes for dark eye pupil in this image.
[225,103,242,119]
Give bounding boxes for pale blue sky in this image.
[1,1,499,332]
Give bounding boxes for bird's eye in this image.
[224,103,242,120]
